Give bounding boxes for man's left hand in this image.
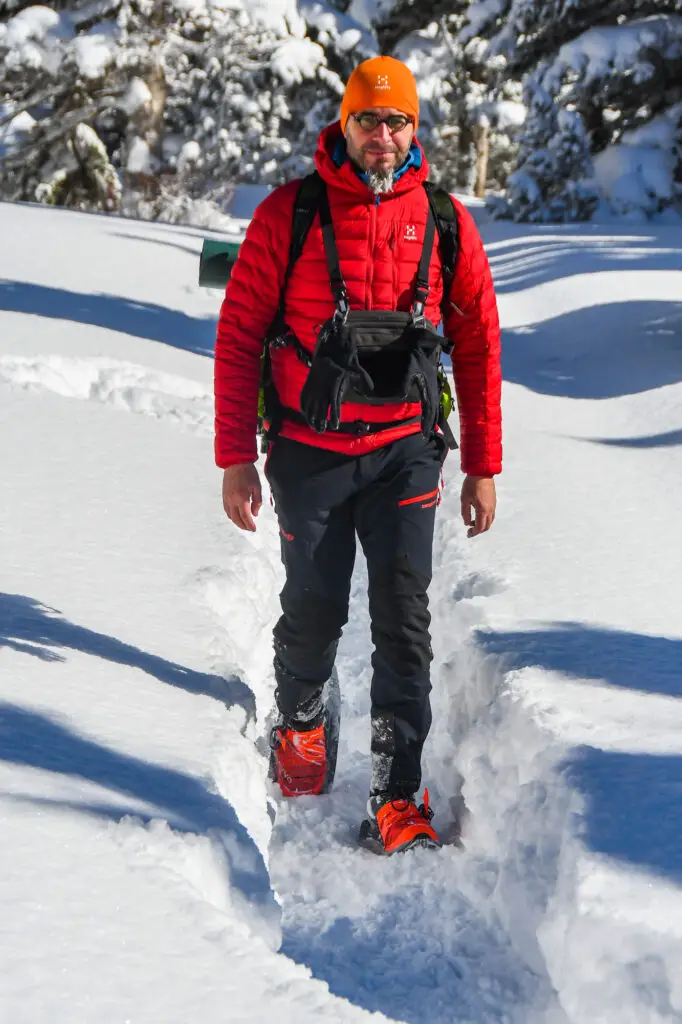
[461,475,496,538]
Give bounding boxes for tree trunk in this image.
[474,121,489,198]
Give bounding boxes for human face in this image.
[344,106,415,175]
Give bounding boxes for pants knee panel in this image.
[277,585,348,648]
[369,559,432,675]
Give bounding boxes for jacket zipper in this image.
[388,222,398,304]
[366,196,379,309]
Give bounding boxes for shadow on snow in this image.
[106,231,205,260]
[0,592,270,913]
[0,279,216,357]
[279,867,550,1023]
[0,592,254,718]
[502,299,682,400]
[477,622,682,881]
[487,231,682,400]
[476,621,681,700]
[564,745,682,883]
[0,701,272,906]
[581,429,682,449]
[487,230,682,294]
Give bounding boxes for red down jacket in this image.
[214,122,502,476]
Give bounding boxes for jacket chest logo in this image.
[404,224,418,241]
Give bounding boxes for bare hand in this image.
[222,463,262,532]
[461,475,496,538]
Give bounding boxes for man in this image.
[215,56,502,854]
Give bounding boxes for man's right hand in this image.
[222,463,263,532]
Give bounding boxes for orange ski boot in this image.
[270,721,328,797]
[269,671,341,797]
[359,789,441,854]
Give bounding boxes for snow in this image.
[346,0,387,35]
[1,199,682,1022]
[0,109,36,157]
[2,5,66,46]
[0,5,72,75]
[73,30,116,79]
[178,140,202,170]
[173,0,209,11]
[338,28,363,51]
[594,147,675,217]
[622,104,682,150]
[121,77,153,116]
[299,0,376,58]
[591,103,682,217]
[541,16,682,96]
[492,99,526,129]
[246,0,309,38]
[395,28,452,107]
[271,37,326,86]
[127,137,153,174]
[461,0,507,44]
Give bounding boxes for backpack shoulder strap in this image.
[412,203,437,319]
[268,171,325,338]
[423,181,459,312]
[288,171,325,275]
[317,178,350,316]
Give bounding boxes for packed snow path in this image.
[1,201,682,1023]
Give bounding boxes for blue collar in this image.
[332,137,422,184]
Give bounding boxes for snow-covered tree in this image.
[497,93,598,221]
[36,122,122,211]
[355,0,526,195]
[468,0,682,219]
[406,18,524,196]
[0,0,366,222]
[0,0,529,219]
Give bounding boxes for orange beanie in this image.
[340,56,419,133]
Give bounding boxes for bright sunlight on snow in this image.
[1,200,682,1023]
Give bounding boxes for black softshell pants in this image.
[265,431,446,798]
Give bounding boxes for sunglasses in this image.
[351,113,413,134]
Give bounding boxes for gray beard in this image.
[365,167,396,195]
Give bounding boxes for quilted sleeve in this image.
[443,201,502,477]
[214,184,296,469]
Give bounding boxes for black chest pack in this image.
[260,171,459,451]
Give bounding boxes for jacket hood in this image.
[314,121,430,199]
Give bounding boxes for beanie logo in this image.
[404,224,417,241]
[376,74,390,90]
